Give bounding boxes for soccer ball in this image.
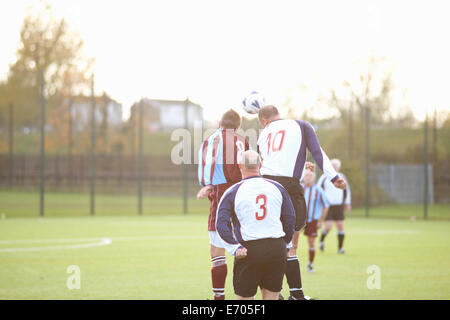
[242,91,266,114]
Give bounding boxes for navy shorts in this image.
[233,238,286,297]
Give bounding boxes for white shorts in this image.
[209,231,240,256]
[286,241,293,250]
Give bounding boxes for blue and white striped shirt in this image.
[198,128,249,187]
[303,184,329,223]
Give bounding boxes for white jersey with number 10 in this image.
[257,119,339,182]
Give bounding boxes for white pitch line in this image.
[351,230,420,235]
[0,235,207,253]
[110,235,207,241]
[0,238,112,253]
[0,238,105,244]
[0,235,207,245]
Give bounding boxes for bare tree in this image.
[342,54,396,126]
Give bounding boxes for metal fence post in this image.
[39,70,45,217]
[348,102,353,157]
[138,100,143,215]
[365,105,370,218]
[9,102,13,187]
[130,110,135,156]
[68,98,73,186]
[183,98,189,215]
[424,110,429,219]
[90,75,96,216]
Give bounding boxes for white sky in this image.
[0,0,449,121]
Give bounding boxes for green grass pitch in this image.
[0,192,449,299]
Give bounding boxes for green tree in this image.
[0,3,92,128]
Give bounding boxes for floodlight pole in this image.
[39,70,45,217]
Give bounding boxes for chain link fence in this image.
[0,77,449,219]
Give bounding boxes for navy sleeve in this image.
[216,188,240,245]
[279,187,296,243]
[299,121,339,183]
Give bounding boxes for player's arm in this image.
[343,174,352,211]
[318,207,328,230]
[305,161,315,171]
[317,174,326,190]
[300,121,346,189]
[279,187,296,244]
[317,190,330,229]
[216,192,239,246]
[197,140,208,188]
[196,142,213,199]
[196,185,212,199]
[196,138,216,199]
[216,192,247,257]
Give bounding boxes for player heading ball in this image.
[257,105,346,300]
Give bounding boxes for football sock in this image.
[286,256,304,299]
[338,231,345,250]
[211,256,227,300]
[320,230,328,243]
[308,248,316,264]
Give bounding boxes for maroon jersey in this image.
[198,128,249,231]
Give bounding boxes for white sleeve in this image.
[319,148,339,181]
[317,174,326,190]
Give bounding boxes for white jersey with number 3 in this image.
[215,176,296,253]
[257,119,338,182]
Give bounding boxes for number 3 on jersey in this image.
[255,194,267,220]
[266,130,285,153]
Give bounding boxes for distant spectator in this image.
[317,159,351,254]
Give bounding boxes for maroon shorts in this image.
[208,182,235,231]
[304,220,319,237]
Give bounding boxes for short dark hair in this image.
[220,109,241,129]
[258,105,279,121]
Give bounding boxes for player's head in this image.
[238,150,261,177]
[303,169,316,186]
[258,105,281,128]
[331,158,341,172]
[220,109,241,130]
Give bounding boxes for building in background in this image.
[130,98,203,132]
[68,94,123,132]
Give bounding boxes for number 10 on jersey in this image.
[266,130,285,153]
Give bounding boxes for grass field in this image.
[0,191,449,300]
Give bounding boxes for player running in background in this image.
[196,109,249,300]
[216,150,296,300]
[257,105,346,300]
[302,169,329,273]
[317,158,351,254]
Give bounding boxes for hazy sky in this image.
[0,0,449,121]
